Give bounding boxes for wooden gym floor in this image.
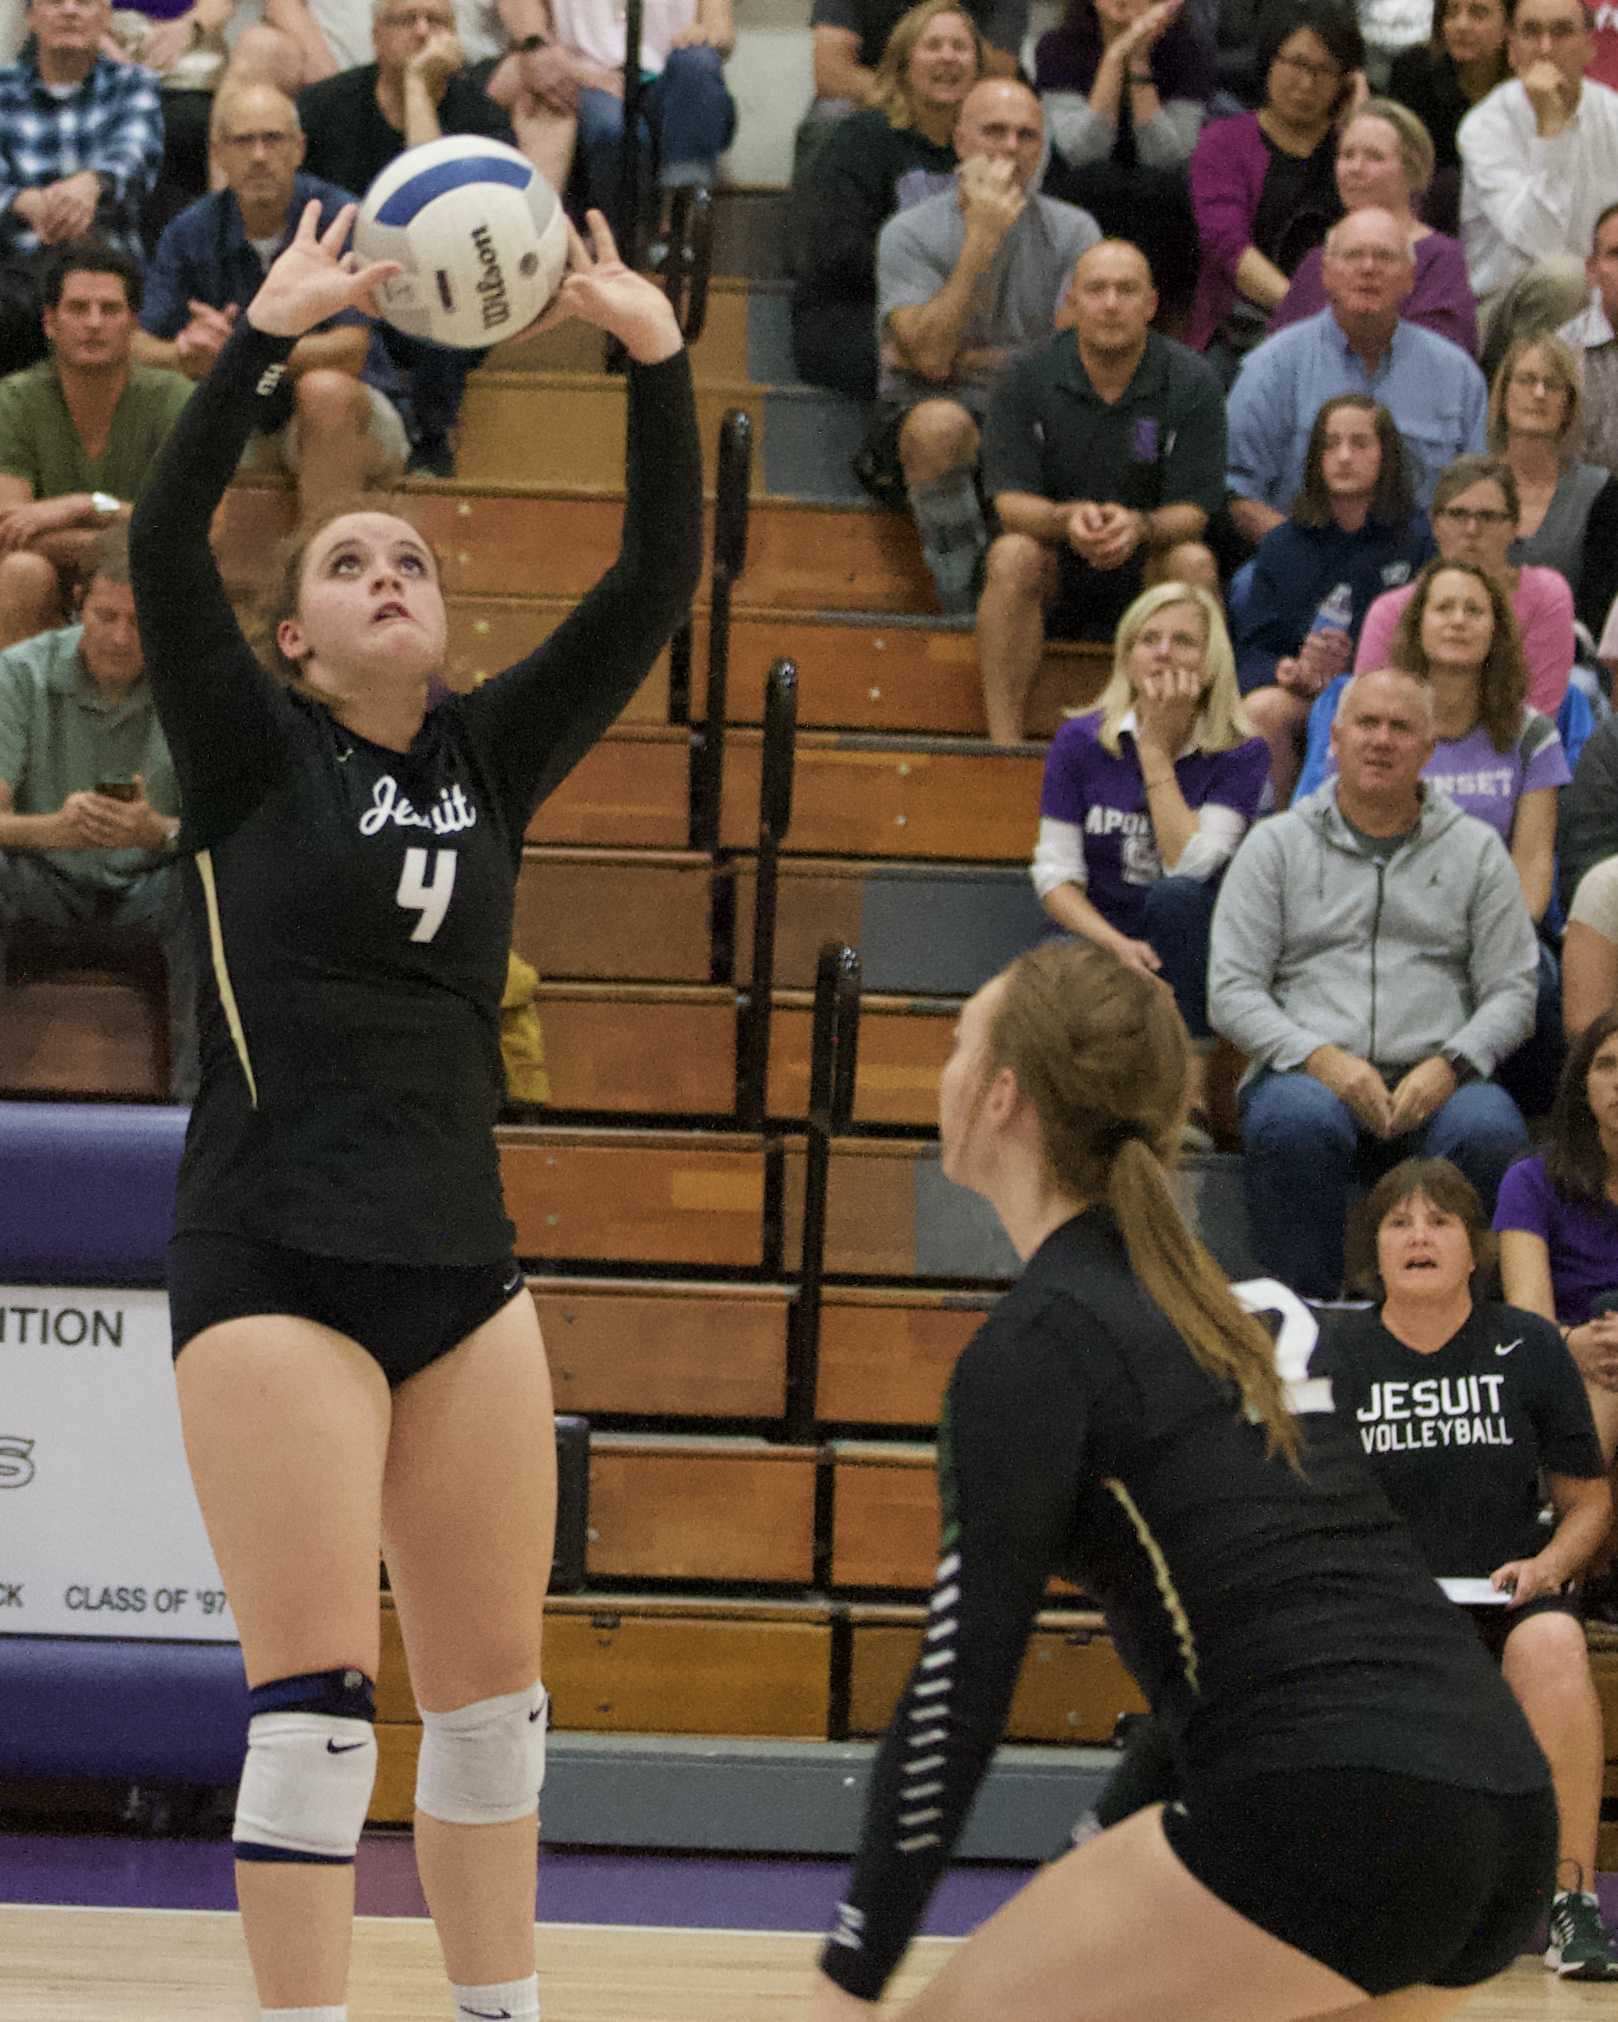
[5,1902,1618,2018]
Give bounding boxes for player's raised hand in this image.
[247,202,401,339]
[539,210,683,364]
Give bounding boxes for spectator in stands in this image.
[1498,1017,1618,1420]
[134,84,409,518]
[0,0,163,379]
[0,241,191,650]
[1459,0,1618,365]
[1033,0,1213,316]
[868,78,1100,612]
[800,0,1023,170]
[1269,98,1479,356]
[1357,453,1573,716]
[1559,703,1618,918]
[1386,0,1510,234]
[791,0,983,401]
[1302,557,1567,923]
[1498,1015,1618,1627]
[976,238,1226,744]
[1559,202,1618,478]
[0,524,194,1098]
[298,0,518,474]
[1490,332,1618,642]
[1233,392,1432,801]
[1185,0,1364,376]
[1031,579,1267,1138]
[1225,206,1488,550]
[1209,662,1536,1297]
[1564,865,1618,1032]
[1331,1157,1618,1982]
[510,0,737,217]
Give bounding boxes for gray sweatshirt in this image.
[1208,780,1538,1081]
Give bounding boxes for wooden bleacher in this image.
[45,205,1618,1859]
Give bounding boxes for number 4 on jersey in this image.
[396,847,457,942]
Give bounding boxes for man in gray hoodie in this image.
[1209,664,1537,1297]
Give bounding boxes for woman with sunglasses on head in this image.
[810,936,1556,2022]
[127,204,700,2022]
[1356,452,1574,715]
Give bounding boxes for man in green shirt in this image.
[0,524,195,1098]
[0,240,191,649]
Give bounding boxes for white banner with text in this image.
[0,1285,236,1640]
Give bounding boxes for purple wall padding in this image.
[0,1103,184,1283]
[0,1637,249,1783]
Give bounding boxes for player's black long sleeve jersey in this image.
[130,319,701,1263]
[820,1212,1550,2001]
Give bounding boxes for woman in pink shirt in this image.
[1356,454,1573,716]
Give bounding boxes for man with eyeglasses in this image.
[296,0,517,472]
[0,0,163,376]
[1227,207,1487,550]
[132,83,410,514]
[1459,0,1618,346]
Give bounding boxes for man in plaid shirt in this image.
[0,0,163,372]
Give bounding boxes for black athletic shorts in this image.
[168,1231,526,1387]
[1161,1765,1557,1994]
[1466,1590,1582,1662]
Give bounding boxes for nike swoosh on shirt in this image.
[1496,1339,1522,1356]
[460,2009,513,2019]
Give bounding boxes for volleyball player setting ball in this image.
[811,937,1556,2021]
[129,202,699,2022]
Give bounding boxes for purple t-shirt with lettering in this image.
[1314,709,1568,842]
[1038,710,1269,939]
[1493,1153,1618,1326]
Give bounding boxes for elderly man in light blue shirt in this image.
[1226,208,1488,552]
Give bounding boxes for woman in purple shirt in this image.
[1032,580,1268,1134]
[1269,98,1477,356]
[1186,0,1363,372]
[1498,1011,1618,1469]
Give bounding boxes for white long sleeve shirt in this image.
[1459,76,1618,299]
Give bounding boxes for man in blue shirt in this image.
[134,82,409,517]
[1226,208,1488,552]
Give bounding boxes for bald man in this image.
[865,78,1100,614]
[975,237,1227,743]
[134,82,409,512]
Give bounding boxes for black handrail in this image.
[784,941,862,1442]
[662,184,714,343]
[615,0,646,270]
[737,658,797,1128]
[690,406,752,850]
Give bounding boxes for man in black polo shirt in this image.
[975,238,1227,744]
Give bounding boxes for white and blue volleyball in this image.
[353,136,570,350]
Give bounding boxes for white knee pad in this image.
[415,1679,547,1826]
[233,1671,378,1864]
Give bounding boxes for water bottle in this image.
[1309,581,1354,637]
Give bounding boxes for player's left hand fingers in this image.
[317,202,357,259]
[582,207,622,268]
